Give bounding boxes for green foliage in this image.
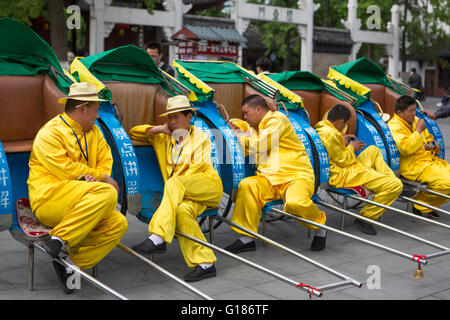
[0,0,48,25]
[142,0,161,14]
[196,6,227,18]
[402,0,450,65]
[314,0,347,28]
[247,0,302,71]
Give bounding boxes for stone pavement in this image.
[0,97,449,302]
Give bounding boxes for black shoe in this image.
[412,206,423,217]
[224,239,256,254]
[428,211,440,218]
[310,233,327,251]
[401,187,417,198]
[132,238,166,255]
[42,239,62,258]
[412,207,439,218]
[52,261,74,294]
[183,265,216,282]
[354,219,377,235]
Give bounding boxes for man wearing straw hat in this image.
[388,95,450,217]
[129,95,223,282]
[28,82,128,294]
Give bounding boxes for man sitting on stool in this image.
[29,82,128,294]
[314,104,403,235]
[225,94,327,253]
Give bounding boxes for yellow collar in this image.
[393,113,415,133]
[60,112,84,134]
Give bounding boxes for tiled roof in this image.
[313,27,354,54]
[183,14,247,43]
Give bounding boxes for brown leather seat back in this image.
[208,82,244,119]
[0,75,45,143]
[107,82,159,132]
[364,83,386,112]
[42,75,66,122]
[320,91,357,135]
[153,89,171,125]
[243,84,278,112]
[291,89,321,126]
[384,86,401,117]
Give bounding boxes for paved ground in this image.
[1,97,449,303]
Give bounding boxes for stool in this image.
[326,187,372,230]
[199,207,219,244]
[10,198,51,291]
[10,198,99,291]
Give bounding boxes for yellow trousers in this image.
[350,146,403,219]
[149,172,223,268]
[35,181,128,269]
[231,175,326,237]
[413,159,450,213]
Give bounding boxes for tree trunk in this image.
[283,28,294,71]
[401,0,408,72]
[48,0,68,62]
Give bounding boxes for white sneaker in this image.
[436,102,443,107]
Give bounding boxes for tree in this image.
[247,0,302,72]
[0,0,47,25]
[399,0,450,70]
[0,0,69,60]
[48,0,68,61]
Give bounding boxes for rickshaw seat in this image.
[292,89,357,135]
[0,75,64,153]
[207,82,278,121]
[106,82,169,133]
[363,83,400,117]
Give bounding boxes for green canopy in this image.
[173,60,303,109]
[0,17,73,93]
[268,71,354,104]
[77,45,162,84]
[330,57,414,102]
[72,45,191,100]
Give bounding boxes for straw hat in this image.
[57,82,108,104]
[160,95,198,117]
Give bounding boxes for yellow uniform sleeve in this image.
[93,126,113,177]
[129,124,166,146]
[249,116,283,155]
[324,131,357,168]
[393,130,423,157]
[230,116,283,157]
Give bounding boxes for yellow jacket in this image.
[129,125,218,181]
[314,120,374,188]
[231,111,315,186]
[387,114,442,180]
[28,113,113,210]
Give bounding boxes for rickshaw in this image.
[70,47,357,299]
[0,17,127,298]
[328,58,449,217]
[171,59,446,287]
[263,68,450,277]
[329,57,444,160]
[69,45,238,233]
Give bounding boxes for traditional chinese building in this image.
[171,14,247,62]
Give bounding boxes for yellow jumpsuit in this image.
[388,114,450,213]
[28,113,128,269]
[314,120,402,220]
[230,111,326,236]
[129,125,222,268]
